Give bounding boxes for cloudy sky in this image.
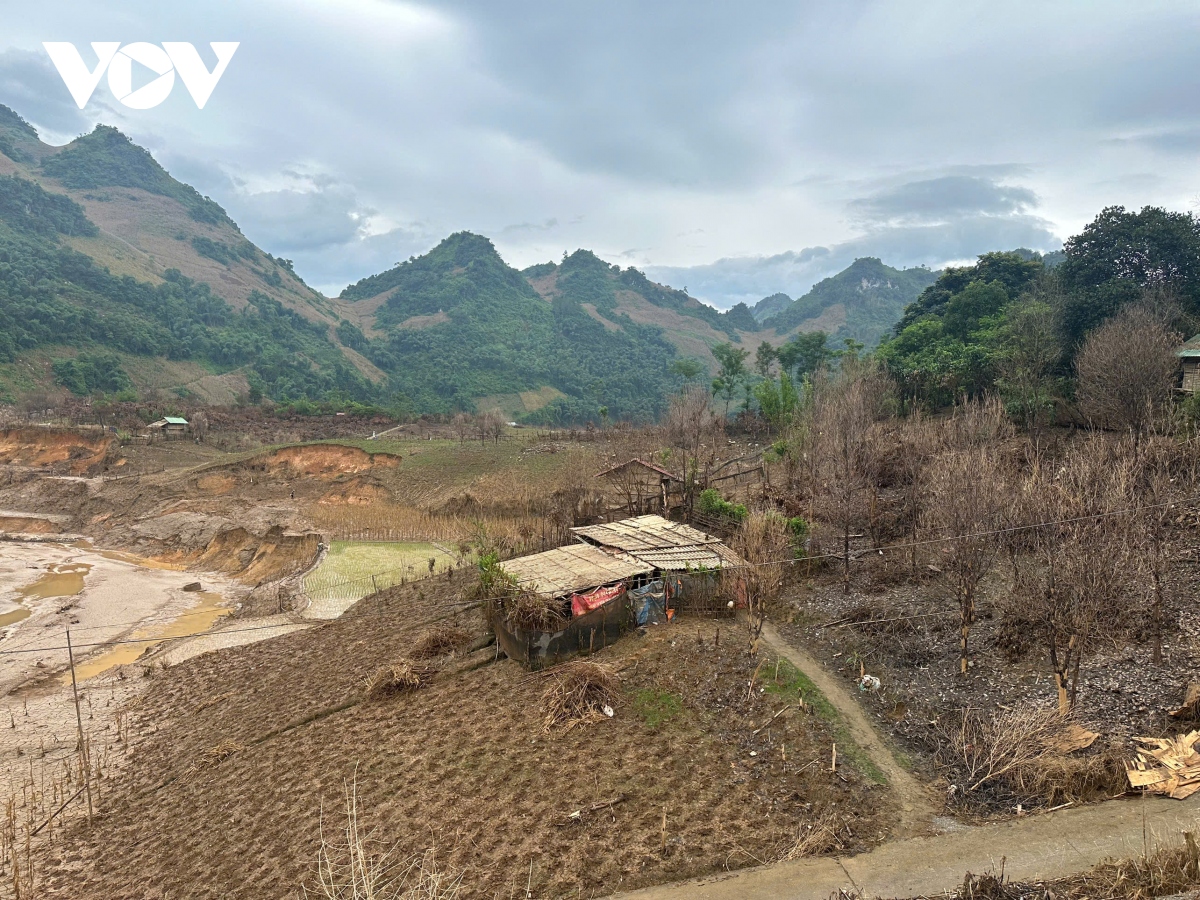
[2,1,1198,305]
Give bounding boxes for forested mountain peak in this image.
[0,104,42,163]
[751,292,792,322]
[759,257,938,346]
[39,124,231,226]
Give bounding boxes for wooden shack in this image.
[571,515,745,571]
[147,416,189,440]
[572,514,746,615]
[494,544,654,668]
[594,458,683,516]
[1178,335,1200,394]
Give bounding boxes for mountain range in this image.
[0,105,937,421]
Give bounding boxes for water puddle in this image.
[1,563,92,628]
[69,590,231,682]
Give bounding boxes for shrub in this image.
[785,516,809,558]
[698,488,748,523]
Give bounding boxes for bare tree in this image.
[925,445,1006,675]
[475,409,504,445]
[485,409,505,444]
[1131,436,1195,665]
[663,385,724,512]
[1007,437,1136,713]
[191,410,209,442]
[810,359,892,591]
[894,409,938,575]
[728,509,791,653]
[1075,302,1181,439]
[451,413,472,445]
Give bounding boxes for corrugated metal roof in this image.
[572,515,718,552]
[500,544,652,598]
[163,417,189,425]
[571,514,746,571]
[1179,335,1200,358]
[629,544,747,571]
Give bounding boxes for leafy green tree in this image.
[776,331,831,380]
[753,370,801,432]
[983,294,1061,439]
[711,342,750,416]
[669,357,704,381]
[942,280,1009,339]
[754,341,777,377]
[1057,205,1200,355]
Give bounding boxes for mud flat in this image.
[0,541,248,693]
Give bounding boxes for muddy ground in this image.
[773,531,1200,816]
[36,573,891,900]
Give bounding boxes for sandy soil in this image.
[0,540,251,790]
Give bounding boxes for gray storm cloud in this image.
[1,1,1195,300]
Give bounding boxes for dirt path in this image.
[759,621,939,838]
[615,622,1199,899]
[612,792,1200,899]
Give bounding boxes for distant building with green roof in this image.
[148,416,189,439]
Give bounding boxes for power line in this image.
[0,490,1193,660]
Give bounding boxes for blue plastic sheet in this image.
[631,580,666,626]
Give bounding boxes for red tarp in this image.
[571,583,625,617]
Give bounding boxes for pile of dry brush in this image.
[410,625,472,659]
[538,660,620,733]
[936,705,1128,807]
[361,660,433,700]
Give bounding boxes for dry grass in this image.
[304,779,462,900]
[1012,748,1129,806]
[785,810,851,859]
[1079,832,1200,899]
[837,831,1200,898]
[539,660,620,733]
[505,591,568,632]
[310,504,472,545]
[361,660,429,700]
[183,739,244,779]
[410,626,473,660]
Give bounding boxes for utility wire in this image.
[0,491,1194,658]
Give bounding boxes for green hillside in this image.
[878,216,1199,417]
[341,236,684,422]
[0,103,954,423]
[761,257,938,346]
[751,292,792,322]
[0,173,372,404]
[40,125,230,225]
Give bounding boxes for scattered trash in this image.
[602,705,614,718]
[857,674,881,693]
[1048,723,1099,754]
[1126,731,1200,799]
